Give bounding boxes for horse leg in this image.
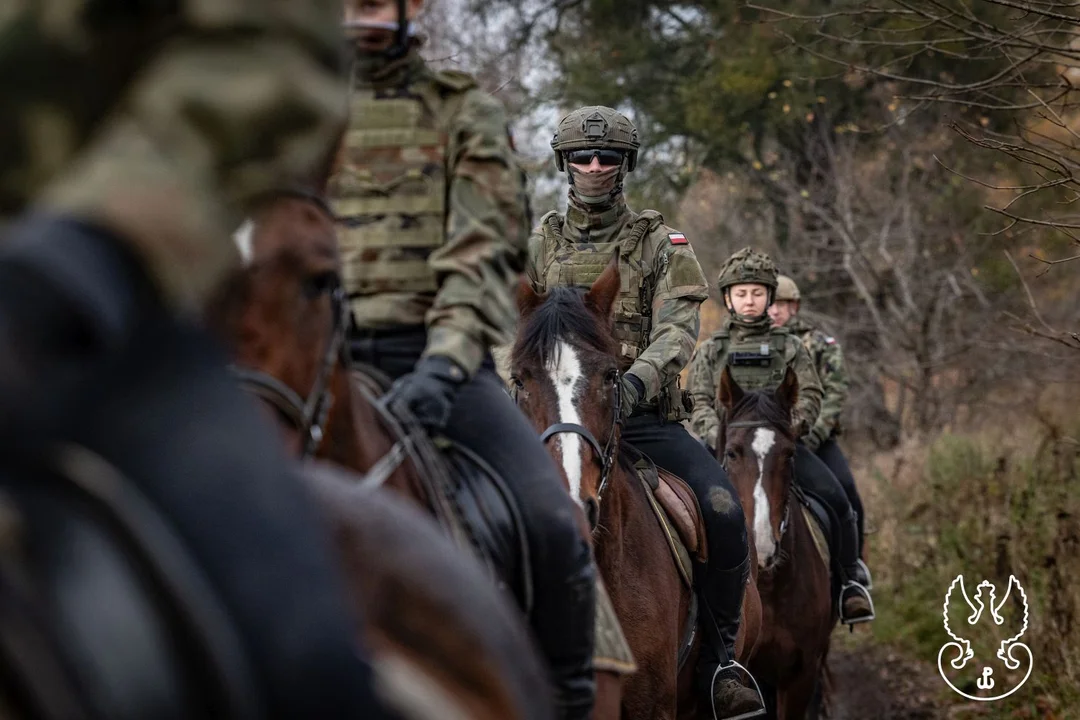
[592,671,623,720]
[775,663,821,720]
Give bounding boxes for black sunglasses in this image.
[565,149,625,167]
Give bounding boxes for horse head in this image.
[204,191,346,459]
[719,366,799,570]
[510,251,623,531]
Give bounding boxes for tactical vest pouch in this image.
[330,95,449,297]
[728,351,773,368]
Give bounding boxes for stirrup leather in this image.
[856,558,873,590]
[839,580,875,628]
[709,660,766,720]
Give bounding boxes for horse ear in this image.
[774,366,799,411]
[584,249,620,324]
[517,277,545,319]
[718,366,745,410]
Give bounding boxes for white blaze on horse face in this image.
[547,341,585,507]
[752,427,778,566]
[233,219,255,265]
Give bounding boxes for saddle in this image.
[350,364,534,615]
[624,444,707,590]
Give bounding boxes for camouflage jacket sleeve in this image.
[687,337,723,447]
[14,0,348,310]
[524,220,549,290]
[787,338,824,439]
[422,89,531,377]
[807,334,848,444]
[627,238,710,399]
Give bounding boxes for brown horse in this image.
[510,258,762,719]
[717,367,834,719]
[205,190,554,720]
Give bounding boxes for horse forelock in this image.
[511,287,616,371]
[728,390,795,440]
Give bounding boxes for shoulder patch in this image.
[825,336,836,345]
[668,233,688,245]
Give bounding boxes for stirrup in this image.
[709,660,766,720]
[856,558,873,590]
[839,581,875,630]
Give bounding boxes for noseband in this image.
[723,419,794,543]
[513,371,623,516]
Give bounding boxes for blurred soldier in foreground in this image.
[0,3,389,718]
[769,274,872,588]
[334,1,597,717]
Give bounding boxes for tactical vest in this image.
[715,326,793,391]
[538,210,662,367]
[328,72,474,299]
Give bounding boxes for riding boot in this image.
[695,555,764,720]
[838,510,874,626]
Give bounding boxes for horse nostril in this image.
[584,497,600,530]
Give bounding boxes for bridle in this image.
[511,368,623,523]
[228,187,348,459]
[723,418,795,546]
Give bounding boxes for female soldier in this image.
[687,249,873,626]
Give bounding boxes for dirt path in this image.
[825,638,949,719]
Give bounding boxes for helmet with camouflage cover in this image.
[551,106,640,172]
[775,274,800,302]
[716,247,779,293]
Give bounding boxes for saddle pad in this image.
[637,469,694,589]
[593,576,637,675]
[802,505,830,570]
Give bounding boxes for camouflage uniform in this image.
[688,320,823,449]
[335,38,597,720]
[686,249,874,625]
[787,316,846,451]
[0,2,390,718]
[527,106,765,718]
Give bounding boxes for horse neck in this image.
[591,458,651,582]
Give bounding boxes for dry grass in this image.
[850,390,1080,718]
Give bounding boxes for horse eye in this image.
[725,448,738,461]
[304,271,339,298]
[511,375,524,389]
[605,369,618,385]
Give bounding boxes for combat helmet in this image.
[551,106,640,172]
[716,247,779,293]
[775,275,800,302]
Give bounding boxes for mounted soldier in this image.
[769,275,872,588]
[526,106,766,719]
[0,1,390,718]
[687,248,875,627]
[333,1,597,717]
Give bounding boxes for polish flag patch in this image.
[668,233,689,245]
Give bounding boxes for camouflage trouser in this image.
[0,1,348,310]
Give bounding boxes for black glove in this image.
[619,372,645,420]
[382,354,468,430]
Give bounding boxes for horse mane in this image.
[511,286,617,368]
[727,389,796,440]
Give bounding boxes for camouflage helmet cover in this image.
[775,274,800,301]
[551,106,640,172]
[716,247,779,292]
